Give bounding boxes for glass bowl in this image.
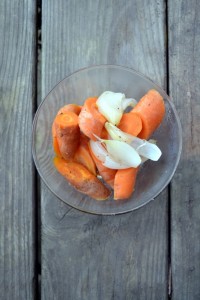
[32,65,182,215]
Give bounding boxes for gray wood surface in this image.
[0,1,36,299]
[41,1,168,299]
[168,0,200,299]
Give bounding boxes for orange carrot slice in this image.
[118,112,142,136]
[52,122,62,157]
[54,157,110,200]
[57,104,82,116]
[100,127,110,139]
[79,132,90,147]
[131,89,165,139]
[114,167,138,200]
[54,111,80,160]
[74,138,97,175]
[78,97,106,140]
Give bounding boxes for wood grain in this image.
[0,1,36,299]
[168,0,200,299]
[41,1,168,299]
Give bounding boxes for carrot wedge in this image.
[54,157,110,200]
[52,122,62,157]
[74,144,97,175]
[118,112,142,136]
[131,89,165,139]
[78,97,106,140]
[54,111,80,160]
[57,104,82,116]
[114,167,138,200]
[100,127,110,139]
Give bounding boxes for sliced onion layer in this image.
[90,139,141,169]
[93,135,141,168]
[105,122,134,143]
[122,98,137,110]
[96,91,137,125]
[105,122,162,161]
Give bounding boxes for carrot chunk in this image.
[118,112,142,136]
[52,121,62,157]
[57,104,82,116]
[78,97,106,140]
[74,133,97,175]
[114,167,138,200]
[131,89,165,139]
[54,111,80,160]
[54,157,110,200]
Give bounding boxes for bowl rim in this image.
[32,64,182,215]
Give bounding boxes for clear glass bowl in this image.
[32,65,182,215]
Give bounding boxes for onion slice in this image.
[105,122,134,143]
[122,98,137,110]
[96,91,137,125]
[89,140,131,169]
[93,135,141,168]
[105,122,162,161]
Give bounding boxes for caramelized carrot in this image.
[114,167,138,200]
[89,146,116,189]
[54,157,110,200]
[74,141,97,175]
[52,122,62,157]
[118,112,142,136]
[79,132,90,147]
[57,104,82,116]
[54,111,80,160]
[78,97,106,140]
[131,89,165,139]
[100,127,110,139]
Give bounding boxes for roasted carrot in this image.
[52,122,62,157]
[54,157,110,200]
[118,112,142,136]
[78,97,106,140]
[57,104,82,116]
[131,89,165,139]
[114,167,138,200]
[54,111,80,160]
[100,126,110,139]
[79,132,90,147]
[89,145,116,189]
[74,138,97,175]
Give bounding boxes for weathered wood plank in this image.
[0,1,36,299]
[41,1,168,299]
[168,1,200,299]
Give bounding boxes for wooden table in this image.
[1,1,200,299]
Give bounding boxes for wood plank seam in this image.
[165,0,172,298]
[34,0,42,299]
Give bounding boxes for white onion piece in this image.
[122,98,137,110]
[140,140,157,163]
[89,140,130,169]
[105,122,162,161]
[97,102,122,125]
[135,141,161,161]
[96,91,138,125]
[103,156,130,169]
[104,141,141,167]
[96,91,124,125]
[97,91,125,109]
[94,135,141,168]
[105,122,134,143]
[89,140,107,161]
